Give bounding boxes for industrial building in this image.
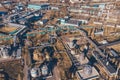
[30,0,49,2]
[28,4,50,10]
[76,65,99,80]
[0,0,120,80]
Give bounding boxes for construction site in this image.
[0,0,120,80]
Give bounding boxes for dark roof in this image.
[93,52,116,75]
[67,20,80,25]
[99,58,116,74]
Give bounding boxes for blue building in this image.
[0,11,8,16]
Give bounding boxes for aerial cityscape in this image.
[0,0,120,80]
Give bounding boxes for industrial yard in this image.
[0,0,120,80]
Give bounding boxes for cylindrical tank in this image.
[41,65,48,76]
[83,65,92,75]
[30,68,38,78]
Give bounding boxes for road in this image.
[23,63,29,80]
[98,40,120,48]
[53,66,61,80]
[0,58,22,63]
[23,54,30,80]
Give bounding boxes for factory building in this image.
[69,0,83,3]
[0,4,8,16]
[33,49,45,62]
[0,45,10,58]
[35,19,48,25]
[30,64,52,79]
[28,4,50,10]
[76,65,99,80]
[94,28,104,35]
[30,0,48,2]
[59,18,87,26]
[93,51,117,79]
[0,23,26,59]
[0,44,22,59]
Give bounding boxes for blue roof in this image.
[0,11,7,14]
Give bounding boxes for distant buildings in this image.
[69,0,83,3]
[0,4,8,16]
[28,4,50,10]
[59,17,87,26]
[30,0,48,2]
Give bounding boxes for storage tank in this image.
[41,65,48,76]
[83,65,92,75]
[30,68,38,78]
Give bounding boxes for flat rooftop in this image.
[0,7,7,12]
[76,66,99,80]
[99,57,117,75]
[93,52,117,76]
[67,19,80,25]
[75,54,89,65]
